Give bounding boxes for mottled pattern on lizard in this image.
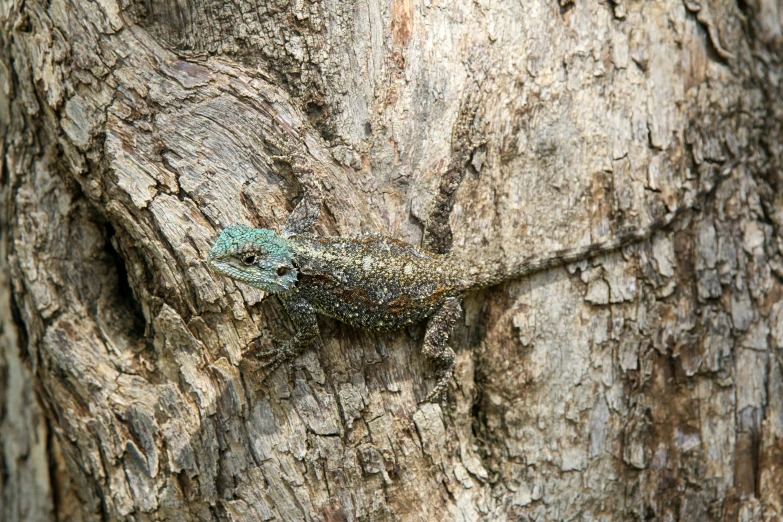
[208,190,710,401]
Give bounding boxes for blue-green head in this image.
[208,224,298,293]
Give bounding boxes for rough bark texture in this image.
[1,0,782,520]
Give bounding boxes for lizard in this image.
[208,169,728,401]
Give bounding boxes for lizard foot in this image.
[424,368,453,402]
[244,339,295,376]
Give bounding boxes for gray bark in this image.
[1,0,782,520]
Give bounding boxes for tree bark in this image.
[1,0,782,520]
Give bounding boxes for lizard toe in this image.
[423,370,453,402]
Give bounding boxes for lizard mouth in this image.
[208,259,231,277]
[208,260,254,285]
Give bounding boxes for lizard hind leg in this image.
[421,297,462,402]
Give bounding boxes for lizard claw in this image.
[423,369,453,402]
[242,348,288,383]
[244,338,286,370]
[244,337,298,378]
[256,354,287,375]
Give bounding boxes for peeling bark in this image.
[1,0,782,520]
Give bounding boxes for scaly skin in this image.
[209,222,468,399]
[208,179,708,401]
[287,234,467,330]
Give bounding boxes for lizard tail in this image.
[455,162,738,291]
[460,211,677,290]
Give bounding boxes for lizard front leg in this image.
[421,297,462,401]
[247,292,320,376]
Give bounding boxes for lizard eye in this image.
[277,266,289,276]
[242,254,258,266]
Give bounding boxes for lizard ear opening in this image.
[274,260,299,292]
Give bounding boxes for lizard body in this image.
[208,194,703,400]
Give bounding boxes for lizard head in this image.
[208,224,298,293]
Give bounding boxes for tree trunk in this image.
[1,0,782,520]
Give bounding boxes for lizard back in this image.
[288,235,467,330]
